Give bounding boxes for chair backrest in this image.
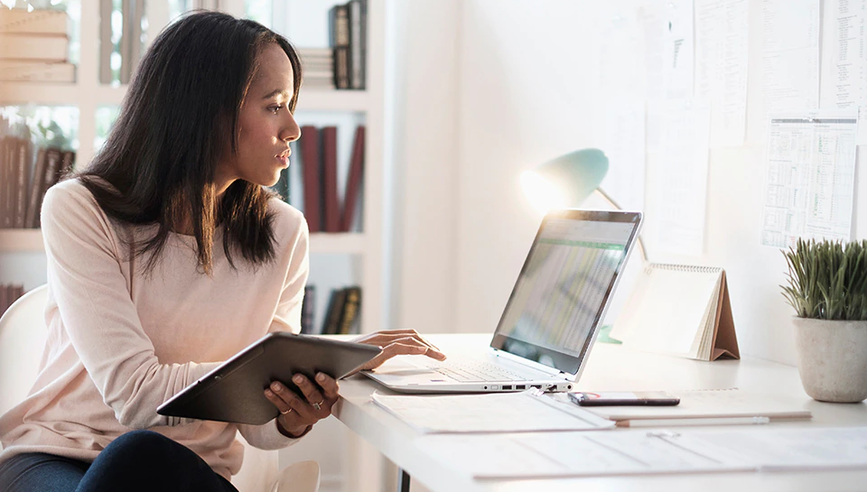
[0,284,48,417]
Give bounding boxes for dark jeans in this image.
[0,430,237,492]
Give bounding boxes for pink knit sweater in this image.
[0,178,309,479]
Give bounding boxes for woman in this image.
[0,11,444,491]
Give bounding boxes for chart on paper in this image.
[761,115,857,248]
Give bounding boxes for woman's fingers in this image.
[354,338,447,372]
[355,330,443,353]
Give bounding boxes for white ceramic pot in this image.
[792,317,867,403]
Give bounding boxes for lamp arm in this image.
[593,187,648,263]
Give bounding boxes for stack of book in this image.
[328,0,366,90]
[0,8,74,83]
[0,135,76,229]
[0,284,24,319]
[298,285,362,335]
[321,286,362,335]
[298,48,334,90]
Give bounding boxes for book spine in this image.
[25,147,47,229]
[0,61,75,83]
[13,138,29,228]
[337,286,361,334]
[330,4,350,89]
[322,288,347,335]
[341,126,365,232]
[59,150,75,180]
[321,126,340,233]
[1,138,11,228]
[0,9,69,35]
[349,0,366,90]
[300,125,321,232]
[0,34,68,62]
[300,285,316,334]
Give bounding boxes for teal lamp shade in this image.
[520,148,609,213]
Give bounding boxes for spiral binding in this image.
[646,263,722,274]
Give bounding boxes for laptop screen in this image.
[490,210,642,376]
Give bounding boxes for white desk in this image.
[332,334,867,492]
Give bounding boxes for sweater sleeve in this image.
[41,183,221,429]
[238,211,310,449]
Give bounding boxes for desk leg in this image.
[398,467,411,492]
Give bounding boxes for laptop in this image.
[363,209,643,393]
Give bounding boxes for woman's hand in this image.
[264,372,339,438]
[350,329,447,373]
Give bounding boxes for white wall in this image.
[394,0,867,366]
[388,0,460,333]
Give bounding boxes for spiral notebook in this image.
[612,263,739,361]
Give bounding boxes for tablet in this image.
[157,332,381,425]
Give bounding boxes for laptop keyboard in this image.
[422,359,532,382]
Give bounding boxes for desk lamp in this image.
[520,148,647,262]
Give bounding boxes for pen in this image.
[616,416,771,428]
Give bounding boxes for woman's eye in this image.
[269,105,284,114]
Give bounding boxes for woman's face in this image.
[216,44,301,193]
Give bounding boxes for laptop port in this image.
[516,385,526,390]
[531,385,541,389]
[502,385,512,390]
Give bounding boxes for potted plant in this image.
[782,238,867,403]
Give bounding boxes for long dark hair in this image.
[79,11,303,274]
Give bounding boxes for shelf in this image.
[2,80,368,111]
[0,229,366,255]
[1,82,126,107]
[309,232,366,254]
[294,89,371,112]
[0,229,43,252]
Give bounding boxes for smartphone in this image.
[568,391,680,406]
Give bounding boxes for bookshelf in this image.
[0,1,388,491]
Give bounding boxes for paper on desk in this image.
[419,426,867,479]
[419,430,751,479]
[371,390,614,434]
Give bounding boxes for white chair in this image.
[0,284,319,492]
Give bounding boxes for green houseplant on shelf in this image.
[782,238,867,403]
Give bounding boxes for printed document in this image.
[761,114,857,248]
[820,0,867,144]
[420,426,867,478]
[761,0,820,113]
[695,0,749,147]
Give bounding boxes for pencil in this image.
[616,416,771,428]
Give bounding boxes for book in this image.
[13,138,29,228]
[348,0,367,90]
[24,147,47,229]
[341,126,365,232]
[0,61,75,82]
[0,8,68,35]
[0,33,68,61]
[300,285,316,335]
[59,150,75,181]
[300,125,321,232]
[0,138,11,228]
[612,264,739,361]
[321,126,340,232]
[322,288,348,335]
[329,4,351,89]
[337,286,361,335]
